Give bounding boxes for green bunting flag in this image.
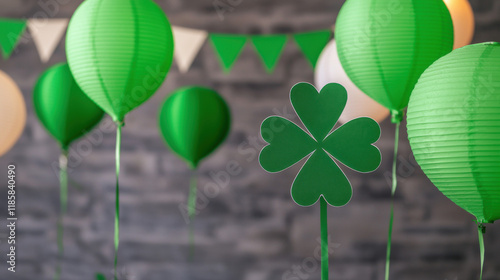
[0,18,27,59]
[0,17,332,73]
[209,34,247,73]
[293,30,331,68]
[251,35,287,73]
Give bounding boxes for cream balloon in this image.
[0,71,26,156]
[315,40,389,124]
[444,0,475,49]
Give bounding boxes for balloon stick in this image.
[54,148,68,280]
[477,223,486,280]
[188,170,198,260]
[385,110,402,280]
[113,121,123,280]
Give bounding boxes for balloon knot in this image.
[391,110,404,123]
[115,120,125,127]
[479,224,486,234]
[59,153,68,167]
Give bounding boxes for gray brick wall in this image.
[0,0,499,279]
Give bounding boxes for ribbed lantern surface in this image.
[66,0,174,122]
[335,0,454,112]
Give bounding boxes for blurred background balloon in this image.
[159,86,231,254]
[33,62,104,280]
[34,63,104,150]
[159,86,231,169]
[444,0,475,49]
[0,70,26,157]
[66,0,176,277]
[315,40,389,124]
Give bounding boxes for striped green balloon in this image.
[335,0,454,115]
[407,42,500,224]
[66,0,174,122]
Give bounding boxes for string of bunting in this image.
[0,17,331,73]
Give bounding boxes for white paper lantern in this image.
[315,40,389,124]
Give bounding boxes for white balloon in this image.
[444,0,475,49]
[315,40,389,124]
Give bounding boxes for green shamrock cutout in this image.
[259,82,382,207]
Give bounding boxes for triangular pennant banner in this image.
[28,18,69,63]
[0,18,27,59]
[251,35,287,73]
[209,34,247,73]
[293,30,331,69]
[172,26,208,73]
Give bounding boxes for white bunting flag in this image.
[172,26,207,73]
[28,18,69,63]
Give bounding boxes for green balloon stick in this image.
[159,86,231,169]
[158,86,231,255]
[66,0,174,278]
[408,42,500,279]
[259,83,381,280]
[33,62,104,280]
[335,1,454,278]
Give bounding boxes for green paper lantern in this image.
[66,0,174,122]
[335,0,454,115]
[209,34,247,73]
[158,86,231,169]
[0,19,27,59]
[336,2,454,278]
[407,41,500,280]
[407,42,500,224]
[34,63,104,149]
[66,1,174,277]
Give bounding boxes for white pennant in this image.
[172,26,207,73]
[28,18,69,63]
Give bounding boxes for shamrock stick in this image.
[385,111,403,280]
[320,196,328,280]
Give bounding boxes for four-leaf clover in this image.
[259,83,382,207]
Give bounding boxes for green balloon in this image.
[335,0,454,115]
[158,86,231,168]
[407,42,500,224]
[34,63,104,149]
[66,0,174,122]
